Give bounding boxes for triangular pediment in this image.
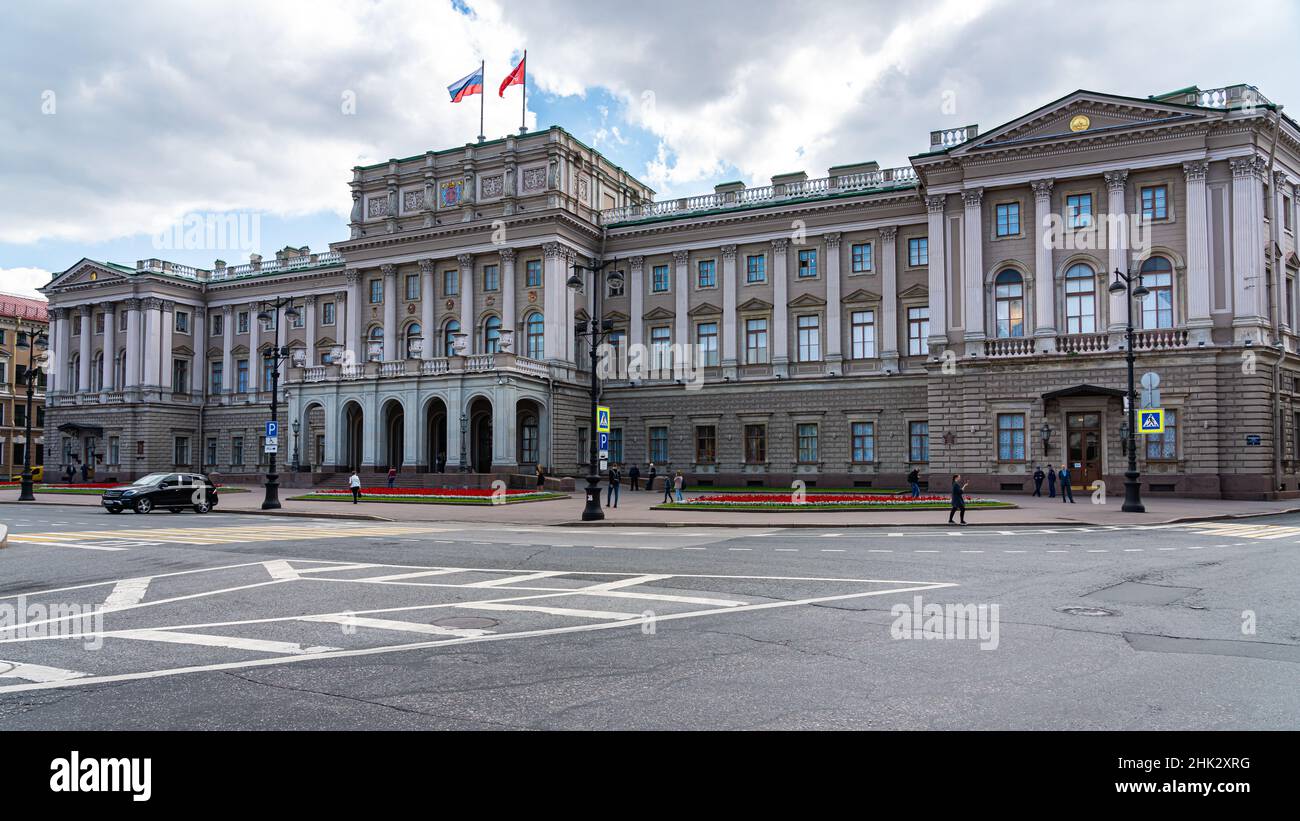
[206,346,223,358]
[843,288,882,304]
[44,259,131,291]
[231,344,249,356]
[898,283,929,299]
[1286,251,1300,269]
[787,293,826,309]
[575,307,590,321]
[951,90,1223,156]
[172,344,194,357]
[737,297,772,312]
[602,310,630,322]
[642,306,675,320]
[314,335,337,348]
[688,302,722,317]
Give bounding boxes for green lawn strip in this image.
[654,501,1015,512]
[288,493,568,505]
[684,486,906,493]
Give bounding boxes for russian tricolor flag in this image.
[447,66,484,103]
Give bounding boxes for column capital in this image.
[878,225,898,243]
[925,193,946,213]
[303,293,317,306]
[380,264,398,278]
[771,238,789,253]
[1031,178,1055,198]
[98,300,116,312]
[345,268,360,285]
[1182,161,1209,182]
[628,255,644,270]
[456,253,475,268]
[160,300,176,312]
[49,306,68,320]
[142,297,163,311]
[719,245,737,260]
[1104,169,1129,191]
[542,241,566,259]
[220,303,233,315]
[334,290,347,301]
[1274,169,1290,187]
[123,298,142,312]
[823,232,841,250]
[672,249,690,265]
[498,247,516,264]
[961,187,984,207]
[418,258,436,274]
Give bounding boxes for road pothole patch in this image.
[1087,581,1200,606]
[1056,605,1118,617]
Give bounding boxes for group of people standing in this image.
[1031,464,1077,503]
[602,463,684,508]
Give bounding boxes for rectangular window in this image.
[405,274,420,301]
[745,318,769,364]
[258,436,268,465]
[694,425,716,463]
[323,302,336,325]
[483,264,499,292]
[370,279,383,303]
[172,359,189,393]
[649,426,669,464]
[909,421,930,462]
[652,265,670,293]
[231,436,245,466]
[108,436,120,466]
[1285,195,1294,231]
[797,315,821,361]
[697,259,716,288]
[263,356,276,388]
[525,259,542,287]
[236,360,249,393]
[746,254,766,283]
[1145,409,1178,460]
[210,362,223,394]
[175,310,190,334]
[997,413,1026,461]
[173,436,190,466]
[696,322,719,366]
[210,313,223,336]
[908,237,928,267]
[851,243,873,273]
[206,437,217,466]
[907,307,930,356]
[1140,185,1168,220]
[95,313,105,335]
[650,326,672,371]
[851,421,875,463]
[796,423,819,463]
[850,310,876,359]
[995,202,1020,236]
[797,249,818,278]
[237,312,249,334]
[744,424,767,464]
[443,270,458,296]
[609,428,624,464]
[1067,193,1093,228]
[577,427,588,468]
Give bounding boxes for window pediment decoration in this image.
[231,344,249,356]
[737,297,773,312]
[688,302,722,317]
[842,288,881,304]
[171,344,194,357]
[315,335,337,348]
[642,306,675,321]
[787,293,827,309]
[602,310,630,322]
[897,283,929,299]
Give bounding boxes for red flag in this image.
[499,55,525,97]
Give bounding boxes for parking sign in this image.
[266,421,279,438]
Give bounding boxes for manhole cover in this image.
[1057,605,1118,617]
[431,617,499,630]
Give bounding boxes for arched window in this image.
[994,269,1025,338]
[91,352,104,391]
[483,316,502,354]
[519,414,539,463]
[525,312,544,360]
[367,326,384,362]
[69,354,80,391]
[404,323,421,359]
[443,320,461,357]
[1140,256,1174,329]
[1064,264,1096,333]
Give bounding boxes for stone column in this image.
[344,269,361,363]
[142,298,162,388]
[771,238,790,376]
[303,295,317,363]
[824,233,843,367]
[925,194,949,350]
[499,248,516,339]
[458,254,475,354]
[418,260,435,360]
[962,187,985,354]
[1105,170,1130,337]
[879,227,899,371]
[160,300,175,391]
[191,307,205,394]
[247,301,261,392]
[673,249,690,352]
[1183,161,1213,344]
[48,308,65,393]
[78,307,92,392]
[720,245,738,378]
[1230,157,1267,340]
[125,299,142,390]
[382,264,398,361]
[100,301,116,391]
[542,242,567,364]
[221,305,233,393]
[1032,179,1057,349]
[629,255,645,351]
[564,249,578,362]
[1274,170,1289,334]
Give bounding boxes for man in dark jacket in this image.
[606,465,621,508]
[947,474,969,525]
[647,463,658,494]
[1045,463,1057,498]
[628,463,640,491]
[1032,465,1045,496]
[1059,465,1075,503]
[662,470,675,503]
[907,468,921,499]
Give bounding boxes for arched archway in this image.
[425,397,448,472]
[468,395,493,472]
[341,401,364,470]
[302,401,326,470]
[382,398,405,470]
[516,398,543,467]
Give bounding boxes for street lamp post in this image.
[1108,267,1150,513]
[256,297,300,510]
[292,418,301,473]
[16,326,49,502]
[568,257,624,522]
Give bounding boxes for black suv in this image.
[101,473,220,514]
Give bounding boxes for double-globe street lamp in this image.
[568,258,625,522]
[255,297,301,510]
[1108,266,1151,513]
[16,326,49,502]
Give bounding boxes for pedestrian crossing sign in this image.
[596,405,611,433]
[1138,409,1164,434]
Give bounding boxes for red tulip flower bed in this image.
[660,492,1011,511]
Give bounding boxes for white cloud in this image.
[0,267,53,299]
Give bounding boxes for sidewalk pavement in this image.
[2,485,1297,528]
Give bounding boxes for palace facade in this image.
[40,84,1300,498]
[1,293,48,478]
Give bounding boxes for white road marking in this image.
[103,578,151,609]
[299,615,492,638]
[578,574,672,592]
[0,660,87,683]
[464,571,569,588]
[461,602,641,620]
[6,535,128,551]
[355,568,465,583]
[263,560,300,581]
[115,630,338,655]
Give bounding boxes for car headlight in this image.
[121,490,136,497]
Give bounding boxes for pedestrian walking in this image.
[349,469,362,504]
[606,465,621,508]
[628,463,640,491]
[1032,465,1045,497]
[907,468,921,499]
[1059,465,1075,503]
[647,463,658,494]
[80,461,89,482]
[387,466,397,488]
[1046,463,1057,498]
[947,473,969,525]
[662,470,674,503]
[673,471,684,503]
[535,464,546,489]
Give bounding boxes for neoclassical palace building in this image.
[40,85,1300,498]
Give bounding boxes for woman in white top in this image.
[349,471,361,504]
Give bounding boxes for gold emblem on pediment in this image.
[1069,114,1091,132]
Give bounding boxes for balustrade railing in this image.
[983,337,1037,357]
[1055,333,1108,354]
[1132,329,1189,350]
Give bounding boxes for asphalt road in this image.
[1,504,1297,730]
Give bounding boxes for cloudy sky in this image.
[2,0,1297,298]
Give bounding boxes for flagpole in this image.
[478,59,485,143]
[519,50,527,135]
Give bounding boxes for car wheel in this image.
[194,502,212,514]
[134,498,154,514]
[105,507,122,514]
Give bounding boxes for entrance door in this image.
[1065,412,1102,488]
